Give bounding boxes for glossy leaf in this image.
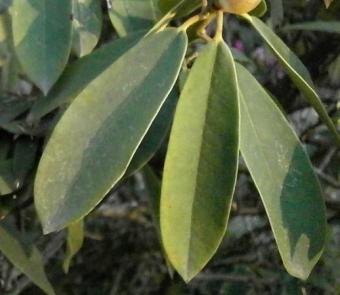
[245,15,340,146]
[0,138,10,160]
[28,32,144,122]
[109,0,159,37]
[0,222,55,294]
[0,12,20,93]
[72,0,102,57]
[63,219,84,273]
[11,0,73,94]
[237,63,326,280]
[35,29,187,234]
[0,136,14,195]
[161,41,239,282]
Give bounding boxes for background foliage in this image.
[0,0,339,294]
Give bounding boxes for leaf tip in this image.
[177,269,197,284]
[41,218,64,235]
[286,266,311,281]
[36,77,54,96]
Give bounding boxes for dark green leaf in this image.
[126,89,178,176]
[109,0,159,37]
[0,12,20,93]
[246,15,340,146]
[72,0,102,57]
[35,29,187,234]
[237,63,326,280]
[11,0,73,94]
[28,32,144,122]
[12,137,38,188]
[0,97,31,125]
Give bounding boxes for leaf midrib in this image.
[184,44,218,277]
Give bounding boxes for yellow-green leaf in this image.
[63,219,84,273]
[161,41,239,282]
[250,0,267,17]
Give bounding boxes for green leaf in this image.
[28,32,144,122]
[72,0,102,57]
[250,0,267,17]
[237,63,326,280]
[0,12,20,94]
[35,29,187,234]
[0,97,31,125]
[63,219,84,273]
[158,0,200,18]
[12,137,38,189]
[109,0,159,37]
[0,222,55,294]
[161,41,239,282]
[0,137,10,160]
[245,15,340,146]
[0,160,16,195]
[126,89,178,176]
[284,21,340,33]
[11,0,73,94]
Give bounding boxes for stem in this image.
[241,13,251,21]
[179,14,206,31]
[148,0,190,34]
[197,13,215,42]
[201,0,208,14]
[214,10,224,41]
